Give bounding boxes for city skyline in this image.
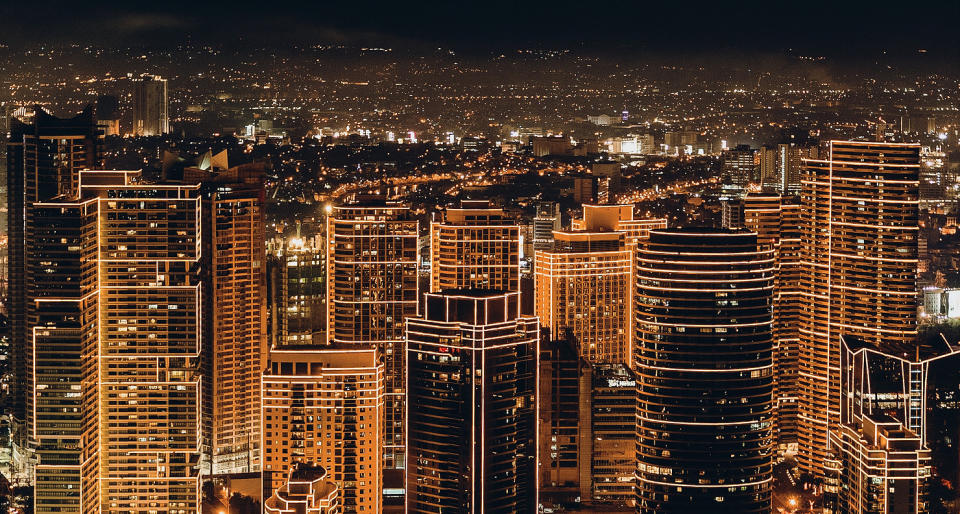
[1,4,959,513]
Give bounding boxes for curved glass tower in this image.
[635,228,774,513]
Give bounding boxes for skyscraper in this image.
[28,170,203,512]
[919,146,949,201]
[743,193,802,450]
[193,165,268,475]
[0,105,7,316]
[760,143,820,193]
[271,233,326,347]
[538,337,639,510]
[405,290,538,513]
[532,201,561,252]
[587,363,637,505]
[327,199,417,470]
[635,229,774,513]
[8,105,100,477]
[828,342,938,513]
[796,141,920,477]
[538,335,583,504]
[535,225,632,364]
[83,170,203,512]
[563,204,665,364]
[832,416,930,513]
[430,199,520,292]
[29,198,98,513]
[759,145,779,190]
[720,197,744,229]
[722,144,756,187]
[261,346,384,513]
[133,74,169,136]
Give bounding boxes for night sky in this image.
[1,1,958,60]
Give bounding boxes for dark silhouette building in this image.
[7,105,100,475]
[635,229,774,513]
[405,290,538,513]
[132,75,169,136]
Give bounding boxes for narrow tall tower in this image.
[795,141,920,476]
[635,229,774,513]
[30,198,99,513]
[9,106,100,476]
[193,165,268,475]
[327,199,418,471]
[405,290,538,513]
[742,193,802,450]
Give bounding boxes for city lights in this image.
[0,4,957,514]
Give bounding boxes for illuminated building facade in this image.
[585,363,637,505]
[828,341,938,514]
[326,199,417,470]
[9,106,100,475]
[133,74,169,136]
[722,144,756,187]
[743,194,802,449]
[535,228,632,364]
[29,170,210,512]
[262,346,384,513]
[83,171,203,512]
[29,199,98,513]
[264,463,341,514]
[635,229,774,513]
[796,141,920,477]
[201,167,268,475]
[405,290,538,513]
[430,200,520,292]
[273,234,326,347]
[29,171,204,512]
[539,334,656,510]
[759,146,778,190]
[760,143,820,193]
[832,417,930,514]
[720,198,744,229]
[563,204,665,364]
[919,147,950,201]
[0,110,5,315]
[532,201,561,251]
[616,216,669,247]
[0,111,7,314]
